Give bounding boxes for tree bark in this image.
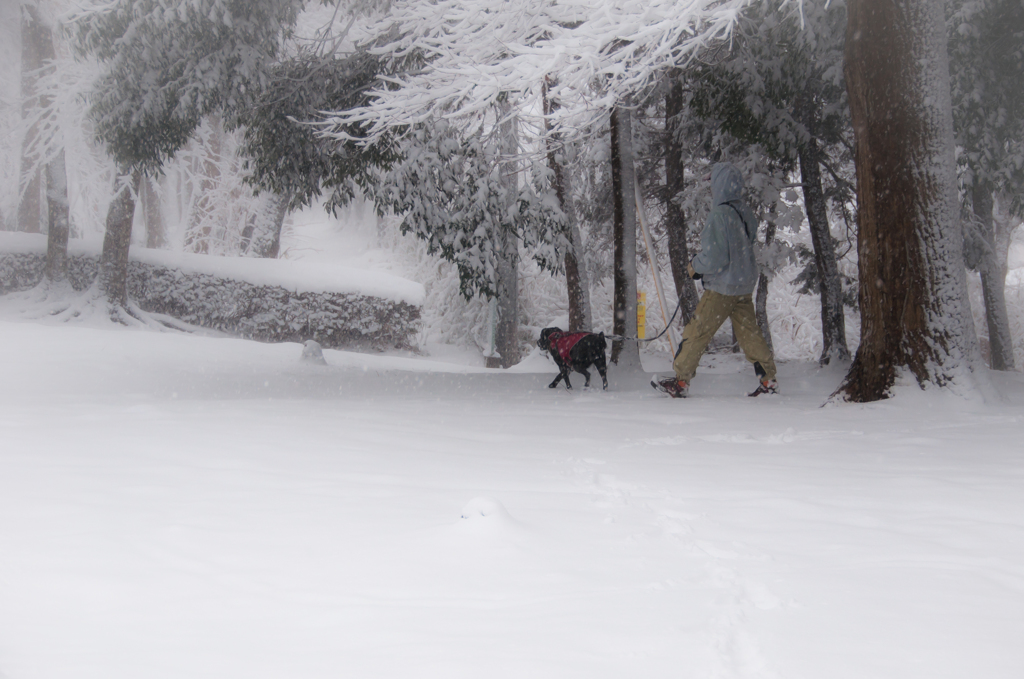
[837,0,980,401]
[98,172,141,308]
[242,191,291,258]
[142,175,166,249]
[44,149,70,283]
[17,5,55,234]
[796,125,850,365]
[664,78,699,325]
[543,79,592,332]
[610,106,640,367]
[972,181,1015,371]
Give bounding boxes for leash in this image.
[605,294,686,344]
[610,202,746,344]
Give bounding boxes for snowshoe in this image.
[748,378,779,397]
[652,376,689,398]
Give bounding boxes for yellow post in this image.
[637,291,646,339]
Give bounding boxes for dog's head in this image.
[537,327,563,351]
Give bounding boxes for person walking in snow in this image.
[653,162,778,398]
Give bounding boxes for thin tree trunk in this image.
[184,119,223,254]
[543,78,592,331]
[972,181,1015,370]
[142,175,166,249]
[563,185,592,332]
[44,149,69,283]
[493,104,521,368]
[755,218,776,353]
[610,106,640,367]
[837,0,980,401]
[17,5,55,234]
[664,77,699,324]
[98,171,141,308]
[797,132,850,365]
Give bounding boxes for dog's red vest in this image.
[548,331,590,363]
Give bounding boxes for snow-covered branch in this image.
[322,0,758,146]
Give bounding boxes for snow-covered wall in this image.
[0,233,423,351]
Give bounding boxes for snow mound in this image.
[459,496,513,522]
[454,497,528,539]
[300,340,328,365]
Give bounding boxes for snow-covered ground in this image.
[2,310,1023,679]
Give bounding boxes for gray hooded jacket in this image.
[691,162,759,296]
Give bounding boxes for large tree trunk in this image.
[837,0,980,401]
[493,105,521,368]
[972,181,1015,371]
[543,79,592,332]
[43,149,70,283]
[17,5,55,234]
[98,172,141,308]
[610,106,640,367]
[664,78,699,325]
[796,119,850,365]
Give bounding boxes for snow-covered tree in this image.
[69,0,302,315]
[948,0,1024,371]
[71,0,301,172]
[18,4,55,235]
[12,2,76,289]
[609,105,640,367]
[234,49,396,251]
[325,0,763,358]
[835,0,982,401]
[542,76,592,331]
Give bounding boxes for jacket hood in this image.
[711,162,744,206]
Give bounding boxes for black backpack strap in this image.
[724,201,754,240]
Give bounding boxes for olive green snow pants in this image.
[672,289,777,382]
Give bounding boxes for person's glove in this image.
[687,261,702,281]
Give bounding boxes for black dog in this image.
[537,327,609,390]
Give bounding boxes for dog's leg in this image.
[548,372,563,389]
[561,367,573,389]
[595,357,608,390]
[580,368,592,387]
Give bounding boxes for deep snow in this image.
[2,313,1023,679]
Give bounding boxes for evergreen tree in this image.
[234,48,397,257]
[369,117,565,303]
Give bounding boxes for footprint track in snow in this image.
[562,455,784,677]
